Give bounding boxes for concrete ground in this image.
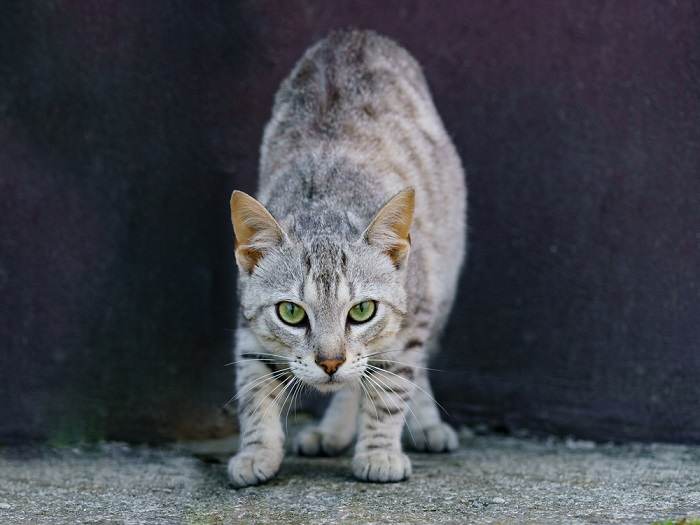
[1,426,699,524]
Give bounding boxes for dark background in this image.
[1,1,699,445]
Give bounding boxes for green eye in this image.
[277,302,306,325]
[348,300,376,324]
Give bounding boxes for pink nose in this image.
[315,356,345,376]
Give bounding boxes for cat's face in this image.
[231,189,414,392]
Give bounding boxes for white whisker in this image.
[260,374,296,425]
[363,349,402,359]
[360,376,382,426]
[249,374,293,423]
[367,365,450,416]
[223,372,283,408]
[365,369,418,446]
[368,358,443,372]
[231,368,292,403]
[283,378,304,436]
[225,357,288,367]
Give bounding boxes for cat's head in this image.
[230,188,414,392]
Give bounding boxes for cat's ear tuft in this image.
[362,187,415,268]
[230,191,285,274]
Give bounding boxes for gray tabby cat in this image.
[228,30,466,486]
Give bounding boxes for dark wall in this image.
[1,1,699,444]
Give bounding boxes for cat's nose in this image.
[315,356,345,376]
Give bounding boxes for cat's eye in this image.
[277,302,307,326]
[348,300,376,324]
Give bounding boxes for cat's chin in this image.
[310,379,352,394]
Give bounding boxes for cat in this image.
[228,29,466,486]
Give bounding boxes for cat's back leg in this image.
[294,387,360,456]
[405,363,459,453]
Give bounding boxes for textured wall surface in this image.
[1,1,699,444]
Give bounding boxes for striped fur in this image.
[228,30,466,487]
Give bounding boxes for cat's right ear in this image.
[362,187,415,268]
[230,191,286,274]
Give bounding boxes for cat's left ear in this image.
[362,187,415,268]
[230,191,286,274]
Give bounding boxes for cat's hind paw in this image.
[227,447,282,488]
[294,425,352,457]
[408,422,459,453]
[352,450,412,482]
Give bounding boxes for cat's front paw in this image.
[352,450,412,482]
[294,425,352,457]
[409,422,459,453]
[227,447,282,488]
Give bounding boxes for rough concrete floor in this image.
[1,427,699,525]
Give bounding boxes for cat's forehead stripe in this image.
[300,241,354,305]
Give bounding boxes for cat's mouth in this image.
[311,376,349,393]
